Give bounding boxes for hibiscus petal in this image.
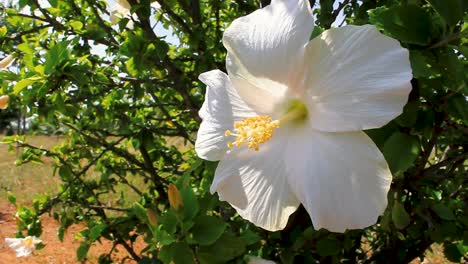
[285,127,392,232]
[226,60,286,115]
[223,0,314,109]
[5,238,22,249]
[302,25,412,132]
[16,247,33,257]
[196,70,256,161]
[211,135,300,231]
[32,236,42,244]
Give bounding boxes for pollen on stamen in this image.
[225,116,280,151]
[24,237,34,247]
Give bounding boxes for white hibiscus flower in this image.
[195,0,412,232]
[110,0,161,27]
[5,236,42,257]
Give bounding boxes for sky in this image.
[94,0,350,56]
[2,0,348,56]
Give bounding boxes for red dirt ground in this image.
[0,201,145,264]
[0,200,455,263]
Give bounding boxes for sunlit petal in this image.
[302,25,412,132]
[196,70,256,161]
[285,127,392,232]
[211,134,300,231]
[5,236,41,257]
[224,0,314,110]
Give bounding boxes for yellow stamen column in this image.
[224,99,309,151]
[225,116,280,151]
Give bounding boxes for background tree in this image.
[0,0,467,263]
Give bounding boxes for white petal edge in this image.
[32,236,42,244]
[16,247,33,257]
[195,70,256,161]
[5,237,40,257]
[223,0,314,111]
[285,127,392,232]
[211,134,300,231]
[302,25,412,132]
[5,238,22,249]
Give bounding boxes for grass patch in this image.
[0,134,145,209]
[0,135,63,205]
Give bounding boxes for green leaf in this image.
[44,41,70,74]
[0,26,7,38]
[159,242,195,264]
[148,41,169,60]
[430,222,459,242]
[392,201,411,229]
[437,49,465,93]
[383,132,420,175]
[457,242,468,256]
[89,224,107,241]
[69,20,83,31]
[95,72,110,84]
[396,231,406,240]
[380,211,392,232]
[446,94,468,125]
[125,57,139,76]
[395,101,419,128]
[13,78,37,94]
[155,227,176,246]
[191,215,226,245]
[426,0,464,26]
[17,43,35,54]
[368,5,432,45]
[7,193,16,205]
[444,243,464,262]
[58,165,73,181]
[310,26,324,40]
[132,202,148,222]
[316,238,342,257]
[240,229,261,246]
[180,187,199,220]
[77,242,90,261]
[365,122,399,149]
[409,50,439,78]
[159,210,178,234]
[198,233,246,264]
[432,204,456,220]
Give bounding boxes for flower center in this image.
[281,99,308,124]
[24,237,34,247]
[224,99,308,151]
[225,116,280,151]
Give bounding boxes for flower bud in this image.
[0,95,9,109]
[168,183,183,210]
[0,55,14,69]
[146,208,159,227]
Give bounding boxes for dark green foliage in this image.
[0,0,466,263]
